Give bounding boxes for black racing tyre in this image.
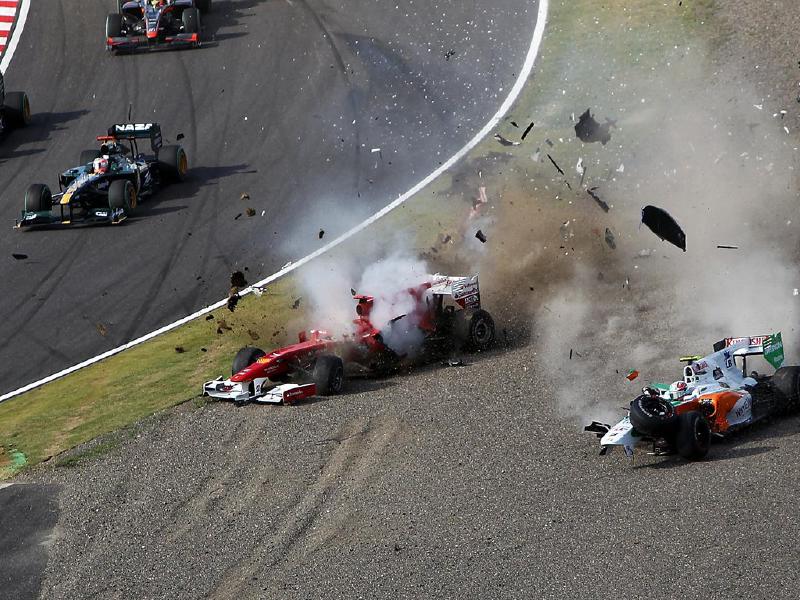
[24,184,52,213]
[629,394,678,437]
[674,411,711,461]
[312,355,344,396]
[459,309,495,352]
[108,179,136,214]
[194,0,211,13]
[117,0,125,14]
[106,13,123,38]
[3,91,31,128]
[80,149,101,166]
[182,7,200,33]
[159,145,188,183]
[773,366,800,412]
[232,347,265,376]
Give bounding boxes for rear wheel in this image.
[182,7,200,34]
[24,184,52,213]
[674,411,711,460]
[108,179,136,214]
[629,394,677,437]
[106,13,123,38]
[3,91,31,128]
[232,347,265,376]
[313,355,344,396]
[80,149,101,166]
[773,366,800,413]
[458,309,495,352]
[159,145,188,183]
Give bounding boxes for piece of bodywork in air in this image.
[106,0,211,53]
[586,333,799,461]
[203,274,496,405]
[16,123,188,228]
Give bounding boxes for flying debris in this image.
[475,230,487,243]
[231,271,248,288]
[11,253,28,260]
[604,228,616,249]
[175,346,186,354]
[547,154,565,176]
[445,49,456,61]
[641,205,686,252]
[587,187,609,212]
[319,229,325,239]
[494,133,519,147]
[625,370,639,381]
[574,109,612,145]
[245,207,256,217]
[240,192,250,201]
[717,244,739,250]
[292,298,302,309]
[521,122,534,140]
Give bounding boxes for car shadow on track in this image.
[203,0,262,42]
[0,110,89,164]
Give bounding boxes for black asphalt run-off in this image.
[0,0,540,394]
[0,484,60,600]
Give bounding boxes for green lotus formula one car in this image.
[16,123,187,229]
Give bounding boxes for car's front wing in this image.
[202,377,317,405]
[106,33,200,52]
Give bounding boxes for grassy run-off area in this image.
[0,0,713,478]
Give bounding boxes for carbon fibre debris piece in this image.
[547,154,564,176]
[604,228,616,249]
[521,122,534,140]
[574,109,612,145]
[587,187,609,212]
[475,230,487,243]
[11,253,28,260]
[230,271,248,288]
[641,205,686,251]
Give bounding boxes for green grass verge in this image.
[0,0,718,479]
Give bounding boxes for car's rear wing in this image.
[713,332,785,370]
[103,123,163,153]
[428,274,481,310]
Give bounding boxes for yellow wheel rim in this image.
[179,151,188,176]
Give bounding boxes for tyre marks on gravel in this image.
[210,413,404,599]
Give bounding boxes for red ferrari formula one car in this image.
[106,0,211,53]
[202,274,495,405]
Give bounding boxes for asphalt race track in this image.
[0,0,539,395]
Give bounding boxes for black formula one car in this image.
[16,123,188,229]
[0,71,31,136]
[106,0,211,53]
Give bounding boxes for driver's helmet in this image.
[92,157,109,174]
[100,142,120,156]
[668,380,688,400]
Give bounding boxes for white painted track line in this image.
[0,0,550,403]
[0,0,28,73]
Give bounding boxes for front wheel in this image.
[629,394,677,437]
[182,7,200,34]
[108,179,136,214]
[674,411,711,460]
[313,355,344,396]
[232,347,265,376]
[24,184,52,213]
[159,145,188,183]
[3,91,31,128]
[106,13,123,38]
[194,0,211,13]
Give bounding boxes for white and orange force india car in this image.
[585,334,800,460]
